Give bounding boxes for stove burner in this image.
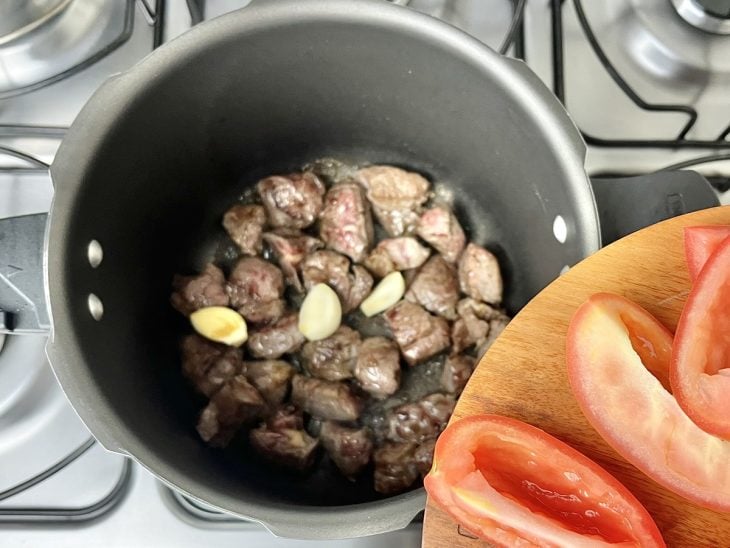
[671,0,730,34]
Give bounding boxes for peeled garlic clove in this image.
[360,271,405,317]
[190,306,248,347]
[298,283,342,341]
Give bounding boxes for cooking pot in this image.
[0,0,718,539]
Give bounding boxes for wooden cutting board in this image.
[422,206,730,548]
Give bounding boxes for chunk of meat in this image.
[300,250,373,312]
[414,438,436,477]
[263,230,323,291]
[458,243,503,304]
[364,237,431,278]
[385,393,456,444]
[291,375,363,421]
[476,312,511,359]
[373,441,419,495]
[196,375,266,447]
[257,172,325,229]
[416,205,466,263]
[320,421,373,478]
[180,334,243,397]
[244,360,295,407]
[301,326,361,381]
[250,407,319,472]
[384,301,450,366]
[354,337,401,399]
[222,204,267,256]
[226,257,285,324]
[405,255,459,319]
[356,165,430,237]
[451,298,499,355]
[319,181,374,263]
[440,354,474,394]
[247,313,305,359]
[171,263,229,316]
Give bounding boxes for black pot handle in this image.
[590,171,720,246]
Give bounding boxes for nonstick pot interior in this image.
[46,0,598,536]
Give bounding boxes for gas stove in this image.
[1,1,728,546]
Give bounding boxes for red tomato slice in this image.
[684,225,730,281]
[672,236,730,439]
[567,293,730,512]
[424,414,664,547]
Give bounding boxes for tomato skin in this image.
[424,414,664,548]
[672,236,730,439]
[683,225,730,281]
[567,293,730,512]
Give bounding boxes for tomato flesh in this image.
[425,414,664,547]
[683,225,730,281]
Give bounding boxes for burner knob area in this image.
[672,0,730,34]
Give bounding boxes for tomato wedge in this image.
[672,236,730,439]
[567,292,730,512]
[683,225,730,281]
[424,414,664,547]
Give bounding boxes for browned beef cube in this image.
[348,265,374,311]
[354,337,401,399]
[171,263,229,316]
[320,421,373,478]
[262,230,323,291]
[356,165,430,237]
[250,407,319,472]
[257,172,325,229]
[384,301,450,366]
[363,237,431,278]
[196,375,266,447]
[414,438,436,477]
[451,297,498,355]
[458,243,503,304]
[300,250,373,312]
[385,393,455,444]
[301,326,361,381]
[180,334,244,397]
[373,442,419,495]
[476,313,511,359]
[222,204,267,256]
[247,313,305,359]
[291,375,363,421]
[440,355,474,395]
[405,255,459,319]
[319,182,374,263]
[416,205,466,263]
[226,257,285,324]
[244,360,295,407]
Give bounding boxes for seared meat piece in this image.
[222,204,267,256]
[416,205,466,263]
[319,181,374,263]
[263,230,323,291]
[476,312,511,359]
[257,172,325,229]
[250,406,319,472]
[384,301,450,366]
[458,243,503,304]
[364,237,431,278]
[405,255,459,319]
[181,334,243,397]
[247,313,305,359]
[354,337,401,399]
[385,393,456,444]
[171,263,229,316]
[196,375,266,447]
[320,421,373,478]
[440,355,474,394]
[301,326,361,381]
[373,442,419,495]
[226,257,285,324]
[356,165,429,237]
[451,298,499,354]
[300,250,373,312]
[291,375,363,421]
[414,438,436,477]
[244,360,295,407]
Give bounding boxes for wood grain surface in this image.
[422,206,730,548]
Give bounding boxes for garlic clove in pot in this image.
[360,271,405,317]
[298,283,342,341]
[190,306,248,347]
